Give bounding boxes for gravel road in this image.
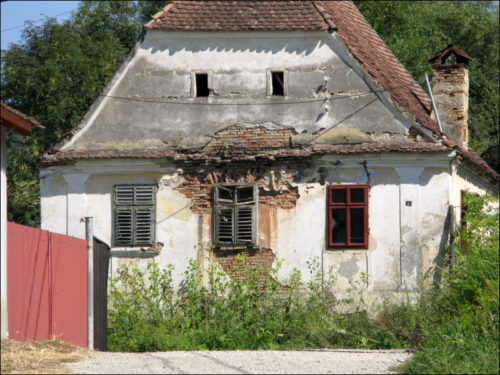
[66,349,412,374]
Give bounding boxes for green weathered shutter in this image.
[135,208,154,246]
[216,206,234,244]
[214,184,256,246]
[114,185,156,247]
[236,205,254,243]
[115,207,133,245]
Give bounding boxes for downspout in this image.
[425,73,445,136]
[84,217,94,350]
[449,154,458,268]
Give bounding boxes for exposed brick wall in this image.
[212,247,276,282]
[431,64,469,147]
[175,163,302,215]
[202,124,295,156]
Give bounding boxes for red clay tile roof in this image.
[145,1,328,31]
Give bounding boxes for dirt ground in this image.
[66,349,412,374]
[0,340,90,374]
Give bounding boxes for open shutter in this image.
[216,207,234,244]
[236,205,254,243]
[115,207,133,245]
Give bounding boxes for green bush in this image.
[397,193,499,374]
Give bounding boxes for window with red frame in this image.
[327,185,368,248]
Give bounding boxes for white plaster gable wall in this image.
[62,31,412,152]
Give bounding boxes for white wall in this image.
[40,153,456,300]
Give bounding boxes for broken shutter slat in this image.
[216,206,234,244]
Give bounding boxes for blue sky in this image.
[1,1,81,50]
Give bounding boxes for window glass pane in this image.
[332,189,346,203]
[237,186,254,204]
[350,208,365,244]
[332,209,346,244]
[350,188,365,203]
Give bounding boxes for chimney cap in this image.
[429,44,474,65]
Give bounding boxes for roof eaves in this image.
[1,102,45,129]
[144,2,177,29]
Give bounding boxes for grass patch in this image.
[0,340,90,374]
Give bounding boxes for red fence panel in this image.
[7,222,87,347]
[50,231,88,347]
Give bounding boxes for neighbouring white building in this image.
[40,1,498,302]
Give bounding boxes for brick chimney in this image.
[429,45,474,148]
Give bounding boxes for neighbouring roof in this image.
[1,102,44,136]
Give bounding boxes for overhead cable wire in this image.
[1,10,74,32]
[308,98,379,143]
[98,80,427,106]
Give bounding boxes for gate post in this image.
[84,217,94,350]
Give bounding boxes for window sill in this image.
[213,244,260,253]
[110,249,160,258]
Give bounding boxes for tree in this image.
[355,0,499,169]
[1,1,498,226]
[2,1,166,226]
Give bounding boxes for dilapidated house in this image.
[40,1,498,300]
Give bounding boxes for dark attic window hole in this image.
[271,71,285,96]
[196,73,209,97]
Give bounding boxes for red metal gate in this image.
[7,222,87,347]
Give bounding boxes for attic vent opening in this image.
[196,73,209,97]
[271,71,285,96]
